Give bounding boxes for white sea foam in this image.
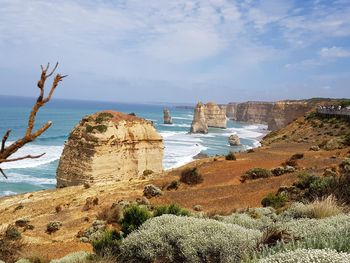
[0,172,56,185]
[159,123,191,128]
[161,131,206,169]
[0,190,17,196]
[172,116,193,120]
[1,142,63,170]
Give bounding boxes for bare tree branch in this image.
[1,129,11,153]
[0,62,66,178]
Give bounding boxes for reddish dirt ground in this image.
[0,142,348,259]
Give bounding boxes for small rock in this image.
[323,168,337,177]
[310,145,320,151]
[14,204,24,211]
[83,183,91,189]
[136,197,150,206]
[143,184,163,198]
[112,200,130,209]
[193,205,203,211]
[228,134,240,146]
[284,165,296,173]
[46,221,62,234]
[166,180,179,191]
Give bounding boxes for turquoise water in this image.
[0,96,267,196]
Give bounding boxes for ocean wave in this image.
[0,190,17,196]
[0,172,56,185]
[172,116,193,120]
[222,126,266,139]
[1,142,63,169]
[159,123,191,128]
[35,135,67,142]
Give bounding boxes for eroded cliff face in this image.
[56,111,164,187]
[190,102,208,133]
[204,102,227,128]
[226,101,314,131]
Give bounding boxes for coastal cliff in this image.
[226,100,314,130]
[204,102,227,128]
[56,111,164,187]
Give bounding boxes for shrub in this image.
[95,112,113,124]
[291,153,304,160]
[0,225,24,263]
[120,205,152,235]
[119,215,262,263]
[220,213,269,230]
[225,152,236,160]
[92,230,122,257]
[50,251,90,263]
[166,180,179,190]
[344,133,350,146]
[261,193,288,209]
[143,169,153,176]
[241,168,272,182]
[97,206,123,224]
[180,168,203,185]
[153,204,190,217]
[259,248,350,263]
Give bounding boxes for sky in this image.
[0,0,350,103]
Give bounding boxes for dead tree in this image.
[0,63,67,178]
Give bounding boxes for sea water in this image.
[0,96,267,196]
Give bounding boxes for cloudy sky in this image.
[0,0,349,103]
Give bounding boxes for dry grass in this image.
[307,195,343,219]
[97,206,123,224]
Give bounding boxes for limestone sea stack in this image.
[56,111,164,187]
[163,108,172,124]
[205,102,227,128]
[190,102,208,134]
[228,134,240,146]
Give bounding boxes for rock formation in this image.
[190,102,208,134]
[204,102,227,128]
[226,100,315,131]
[163,108,172,124]
[228,134,240,146]
[56,111,164,187]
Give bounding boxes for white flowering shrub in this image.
[119,215,262,263]
[220,207,276,230]
[50,251,90,263]
[259,248,350,263]
[279,202,310,220]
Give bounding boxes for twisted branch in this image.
[0,63,66,178]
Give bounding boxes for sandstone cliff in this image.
[163,108,172,124]
[204,102,227,128]
[56,111,164,187]
[190,102,208,134]
[226,100,314,130]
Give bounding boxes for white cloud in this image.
[320,46,350,58]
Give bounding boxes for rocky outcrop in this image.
[56,111,164,187]
[226,100,314,131]
[163,108,172,124]
[204,102,227,128]
[228,134,240,146]
[190,102,208,134]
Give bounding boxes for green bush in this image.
[261,193,288,209]
[92,230,122,257]
[153,204,190,217]
[120,205,152,235]
[241,168,272,182]
[180,168,203,185]
[294,172,319,190]
[225,152,236,161]
[344,133,350,146]
[95,112,113,123]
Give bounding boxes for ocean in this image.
[0,96,267,196]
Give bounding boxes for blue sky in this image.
[0,0,349,103]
